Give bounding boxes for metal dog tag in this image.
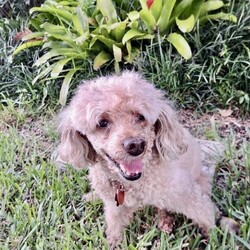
[115,185,125,206]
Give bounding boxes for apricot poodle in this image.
[56,71,218,247]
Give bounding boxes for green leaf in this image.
[43,41,71,49]
[93,51,111,70]
[157,0,177,33]
[13,40,44,55]
[167,32,192,60]
[113,44,122,62]
[21,32,44,41]
[176,15,195,33]
[33,48,86,67]
[189,0,205,21]
[171,0,193,18]
[30,6,73,23]
[41,22,76,45]
[139,0,148,10]
[51,58,72,78]
[200,1,224,17]
[74,32,89,45]
[32,67,52,85]
[140,9,156,32]
[199,12,237,24]
[128,11,140,21]
[125,40,132,63]
[29,17,43,31]
[114,60,120,74]
[97,0,118,24]
[112,22,127,42]
[33,51,62,66]
[41,22,66,35]
[122,29,147,44]
[92,35,121,50]
[72,7,89,35]
[150,0,163,21]
[59,69,77,105]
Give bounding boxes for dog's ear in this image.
[154,102,188,162]
[57,111,96,169]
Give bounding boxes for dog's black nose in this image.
[123,138,146,156]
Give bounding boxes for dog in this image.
[56,71,218,247]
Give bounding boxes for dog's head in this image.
[57,71,187,181]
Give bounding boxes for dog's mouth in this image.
[104,152,142,181]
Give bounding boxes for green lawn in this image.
[0,0,249,249]
[0,104,249,249]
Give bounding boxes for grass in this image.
[0,0,249,249]
[0,101,249,249]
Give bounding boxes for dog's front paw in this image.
[220,216,239,234]
[156,209,175,234]
[106,228,122,249]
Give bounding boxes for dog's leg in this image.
[104,203,135,248]
[176,190,216,233]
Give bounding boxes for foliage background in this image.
[0,1,249,249]
[0,0,249,113]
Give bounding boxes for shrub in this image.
[13,0,236,105]
[0,0,44,18]
[135,0,250,113]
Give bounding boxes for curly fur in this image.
[57,71,216,247]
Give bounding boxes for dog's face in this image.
[58,71,187,181]
[85,103,156,181]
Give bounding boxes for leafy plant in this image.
[0,0,44,18]
[137,0,237,59]
[13,0,237,105]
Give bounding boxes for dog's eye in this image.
[137,114,145,122]
[98,119,109,128]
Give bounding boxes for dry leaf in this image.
[219,109,233,117]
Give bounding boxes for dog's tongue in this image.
[121,159,143,174]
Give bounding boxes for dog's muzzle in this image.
[104,152,143,181]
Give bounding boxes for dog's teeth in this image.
[135,171,139,175]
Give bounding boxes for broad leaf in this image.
[150,0,162,21]
[140,9,156,32]
[189,0,205,21]
[171,0,193,18]
[199,12,237,24]
[200,1,224,17]
[74,32,89,44]
[122,29,147,44]
[97,0,118,24]
[125,40,132,63]
[32,67,52,85]
[176,15,195,33]
[113,44,122,62]
[13,40,44,55]
[51,58,72,78]
[112,22,127,42]
[34,48,87,67]
[157,0,176,33]
[128,11,140,21]
[167,32,192,60]
[139,0,148,10]
[59,69,78,105]
[93,51,111,70]
[30,6,73,23]
[21,32,44,41]
[72,7,89,35]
